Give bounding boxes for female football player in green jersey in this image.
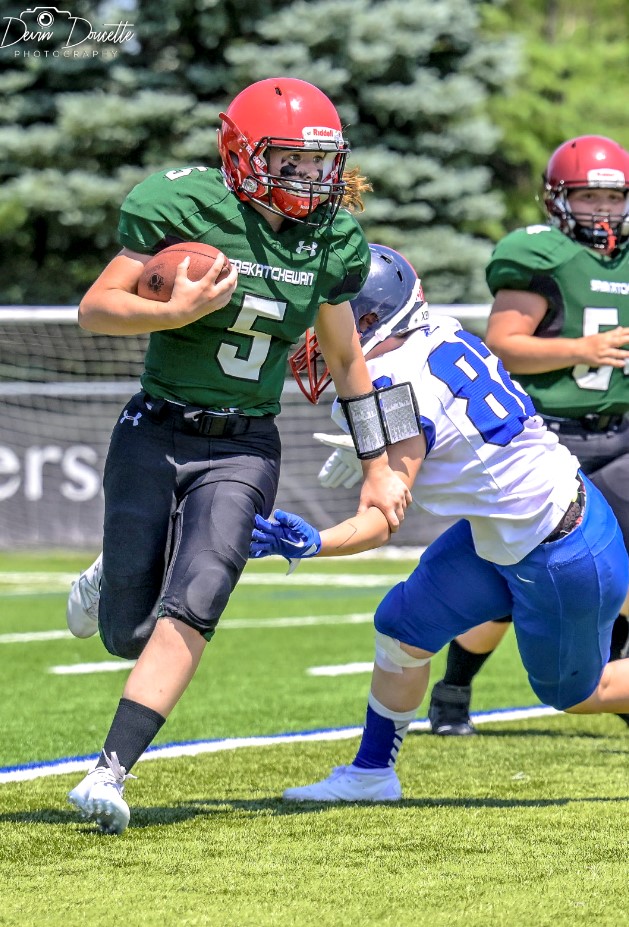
[66,77,411,834]
[427,134,629,736]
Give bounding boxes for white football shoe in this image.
[282,765,402,803]
[68,751,135,835]
[66,553,102,638]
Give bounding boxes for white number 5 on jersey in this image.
[217,294,286,380]
[572,306,625,391]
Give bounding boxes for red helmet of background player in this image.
[543,135,629,254]
[218,77,350,227]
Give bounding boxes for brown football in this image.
[136,242,232,302]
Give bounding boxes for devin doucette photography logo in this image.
[0,6,135,57]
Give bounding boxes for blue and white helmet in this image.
[289,243,429,404]
[350,244,430,355]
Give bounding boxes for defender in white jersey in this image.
[250,244,629,802]
[333,314,578,566]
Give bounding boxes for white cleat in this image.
[66,553,103,638]
[282,765,402,803]
[68,751,135,835]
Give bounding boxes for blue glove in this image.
[250,509,322,561]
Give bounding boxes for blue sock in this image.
[353,693,417,769]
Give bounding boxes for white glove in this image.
[313,433,362,489]
[313,432,356,451]
[313,431,423,511]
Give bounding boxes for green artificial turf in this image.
[0,553,627,927]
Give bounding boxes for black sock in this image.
[442,637,495,688]
[97,697,166,773]
[609,614,629,662]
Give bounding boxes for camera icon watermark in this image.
[0,6,135,55]
[22,6,71,30]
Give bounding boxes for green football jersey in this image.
[118,166,370,415]
[486,224,629,416]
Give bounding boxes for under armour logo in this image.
[295,240,318,256]
[120,410,142,427]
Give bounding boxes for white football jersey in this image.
[334,318,580,565]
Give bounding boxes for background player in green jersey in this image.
[66,77,411,834]
[427,134,629,735]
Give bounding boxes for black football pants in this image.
[99,392,281,659]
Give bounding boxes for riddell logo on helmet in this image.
[586,168,626,184]
[303,126,343,143]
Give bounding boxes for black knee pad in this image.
[160,550,242,640]
[98,576,156,660]
[99,609,156,660]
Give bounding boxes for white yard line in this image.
[49,653,380,677]
[0,630,74,644]
[0,569,414,596]
[308,662,374,676]
[48,661,135,674]
[0,613,374,647]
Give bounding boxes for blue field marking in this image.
[0,704,560,784]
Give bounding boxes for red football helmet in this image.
[543,135,629,253]
[218,77,349,227]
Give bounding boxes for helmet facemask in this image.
[254,138,348,224]
[545,186,629,254]
[288,244,429,405]
[219,117,349,228]
[542,135,629,255]
[289,329,332,405]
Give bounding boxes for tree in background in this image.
[484,0,629,229]
[0,0,517,304]
[224,0,521,302]
[0,0,211,303]
[0,0,626,305]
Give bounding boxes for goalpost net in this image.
[0,305,487,551]
[0,307,145,550]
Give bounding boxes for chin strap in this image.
[596,219,617,253]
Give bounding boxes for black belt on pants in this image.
[542,413,628,435]
[541,476,586,544]
[142,392,274,437]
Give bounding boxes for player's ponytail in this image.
[342,168,372,212]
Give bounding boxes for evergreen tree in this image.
[483,0,629,229]
[2,0,627,305]
[220,0,519,302]
[0,0,214,302]
[0,0,516,304]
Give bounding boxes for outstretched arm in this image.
[251,435,424,561]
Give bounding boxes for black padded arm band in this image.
[339,391,387,460]
[377,383,422,443]
[340,382,421,460]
